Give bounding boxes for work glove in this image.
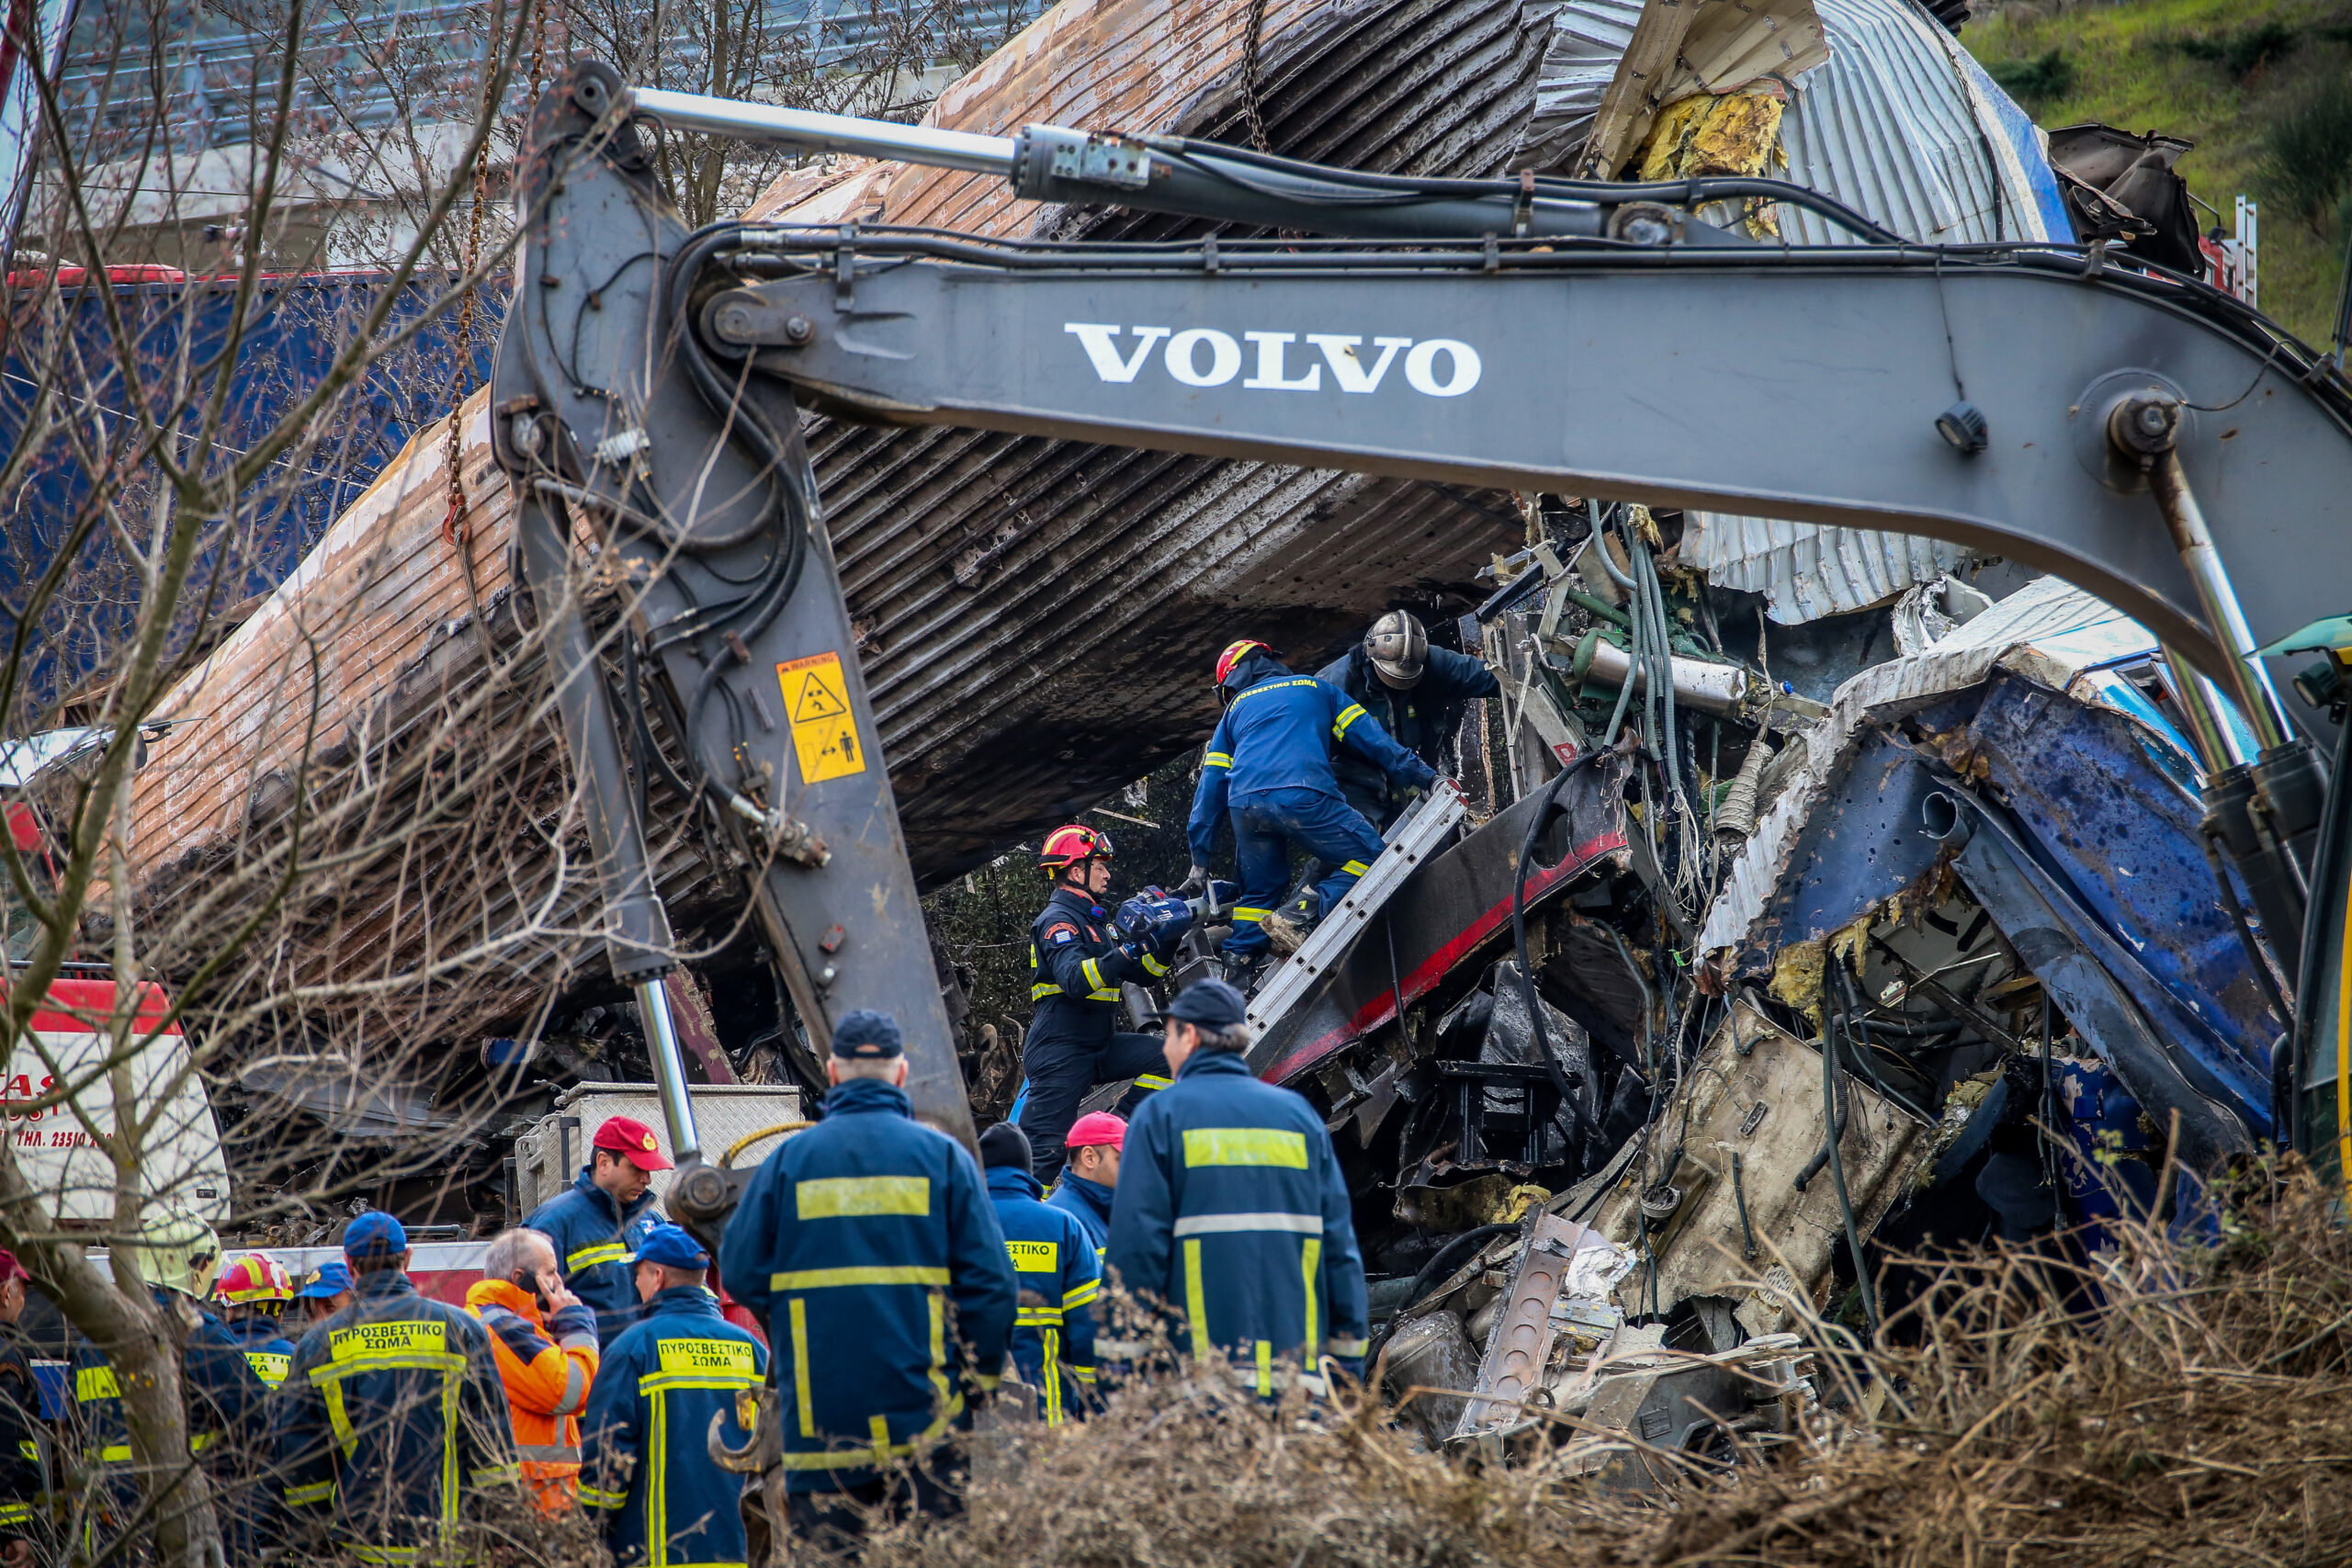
[1179,863,1210,897]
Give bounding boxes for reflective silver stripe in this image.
[1170,1212,1322,1237]
[550,1360,588,1416]
[515,1442,582,1463]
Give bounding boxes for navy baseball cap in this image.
[297,1261,353,1298]
[342,1212,407,1260]
[831,1010,904,1059]
[1148,977,1249,1029]
[636,1224,709,1270]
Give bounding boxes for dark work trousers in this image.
[1017,1016,1170,1182]
[786,1455,964,1564]
[1223,786,1387,958]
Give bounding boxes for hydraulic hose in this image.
[1363,1222,1519,1371]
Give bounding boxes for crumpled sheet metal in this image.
[1515,0,1826,175]
[1672,0,2069,623]
[1695,576,2161,957]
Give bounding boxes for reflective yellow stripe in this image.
[1183,1239,1210,1363]
[1203,751,1233,768]
[566,1242,628,1272]
[797,1176,930,1219]
[871,1415,892,1470]
[1328,1335,1369,1358]
[770,1265,949,1291]
[15,1439,33,1461]
[927,1292,953,1422]
[1231,907,1269,922]
[1063,1279,1100,1309]
[0,1503,28,1523]
[1015,1305,1065,1326]
[1183,1127,1308,1168]
[789,1300,816,1438]
[1301,1237,1321,1357]
[349,1547,424,1564]
[776,1393,966,1472]
[1135,1074,1171,1090]
[286,1479,337,1506]
[1256,1340,1274,1396]
[1080,957,1107,993]
[74,1365,119,1402]
[96,1443,130,1461]
[1031,982,1065,1000]
[1071,1364,1097,1383]
[1140,952,1170,977]
[579,1485,628,1510]
[1340,859,1371,876]
[1332,703,1367,739]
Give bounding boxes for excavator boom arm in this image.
[493,65,2352,1232]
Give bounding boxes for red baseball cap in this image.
[0,1249,28,1286]
[1065,1111,1126,1150]
[593,1115,674,1171]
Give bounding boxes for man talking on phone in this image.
[467,1228,603,1514]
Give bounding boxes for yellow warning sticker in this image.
[777,651,866,784]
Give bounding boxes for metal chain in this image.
[440,58,495,549]
[1240,0,1272,155]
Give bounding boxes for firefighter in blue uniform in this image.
[525,1113,674,1346]
[213,1253,299,1389]
[1317,611,1498,829]
[1107,980,1371,1394]
[977,1123,1101,1424]
[0,1251,45,1565]
[273,1212,521,1558]
[1045,1111,1125,1261]
[718,1010,1018,1561]
[1183,640,1435,978]
[73,1204,277,1563]
[1017,825,1186,1183]
[580,1224,766,1567]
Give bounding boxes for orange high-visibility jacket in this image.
[466,1277,600,1513]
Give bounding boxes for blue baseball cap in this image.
[342,1212,407,1260]
[635,1224,709,1271]
[297,1260,353,1298]
[1148,977,1249,1029]
[831,1010,903,1059]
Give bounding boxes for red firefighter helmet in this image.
[1039,824,1116,875]
[1214,639,1272,688]
[214,1251,294,1307]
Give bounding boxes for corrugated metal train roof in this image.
[767,0,1554,877]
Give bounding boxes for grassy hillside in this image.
[1965,0,2352,345]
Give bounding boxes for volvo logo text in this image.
[1063,324,1482,398]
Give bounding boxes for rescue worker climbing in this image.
[213,1251,298,1389]
[1017,824,1185,1182]
[74,1204,276,1564]
[273,1212,521,1558]
[1107,980,1370,1394]
[468,1227,602,1515]
[978,1122,1101,1423]
[1046,1111,1125,1261]
[1317,610,1498,829]
[1183,640,1435,976]
[718,1010,1017,1562]
[524,1112,673,1346]
[580,1225,765,1567]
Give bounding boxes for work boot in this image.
[1220,951,1269,994]
[1261,893,1322,955]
